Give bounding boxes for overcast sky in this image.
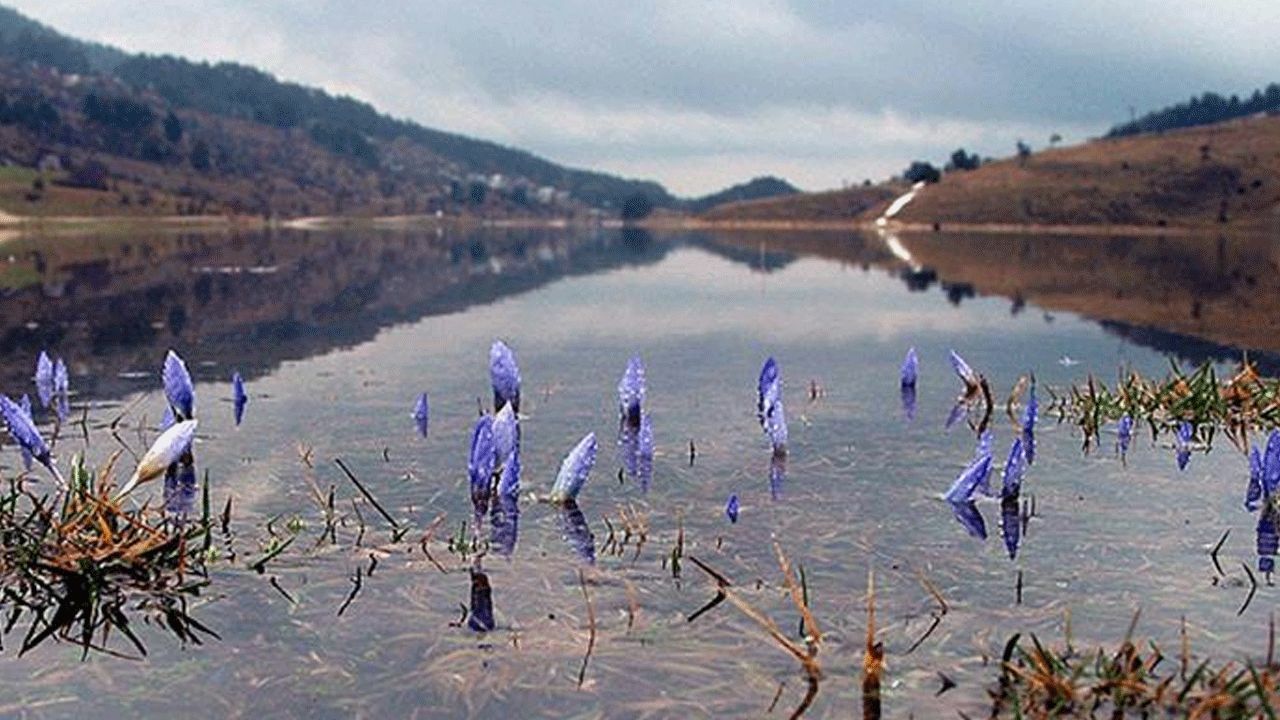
[12,1,1280,195]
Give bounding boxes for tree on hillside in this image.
[620,192,654,221]
[945,148,980,172]
[1016,140,1032,166]
[903,161,941,184]
[163,111,183,142]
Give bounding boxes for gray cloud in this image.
[12,1,1279,194]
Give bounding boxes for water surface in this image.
[0,226,1272,717]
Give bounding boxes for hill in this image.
[0,4,676,219]
[702,114,1280,232]
[684,176,799,214]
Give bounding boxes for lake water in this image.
[0,225,1275,717]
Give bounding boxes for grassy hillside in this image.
[702,114,1280,232]
[897,114,1280,230]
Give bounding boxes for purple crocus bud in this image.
[1263,430,1280,495]
[1248,445,1265,512]
[725,493,740,523]
[948,500,987,540]
[163,349,196,420]
[497,446,521,497]
[163,459,199,518]
[52,357,69,423]
[1000,497,1020,559]
[466,568,496,632]
[1001,437,1025,499]
[1117,415,1134,455]
[411,392,429,438]
[34,351,53,408]
[232,372,248,426]
[1021,382,1037,465]
[118,419,197,497]
[900,347,918,388]
[489,340,521,413]
[17,394,33,471]
[1176,421,1193,471]
[769,453,786,500]
[758,357,780,420]
[492,402,518,470]
[637,413,654,491]
[1258,509,1279,575]
[757,358,787,455]
[1,394,54,480]
[468,415,496,508]
[490,492,519,556]
[944,400,967,430]
[618,355,646,425]
[558,501,596,565]
[550,432,597,503]
[945,453,993,503]
[948,350,980,391]
[901,384,917,423]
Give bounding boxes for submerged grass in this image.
[1051,358,1280,452]
[0,454,216,657]
[992,622,1280,718]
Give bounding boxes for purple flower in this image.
[1000,497,1020,559]
[618,355,646,424]
[948,500,987,540]
[34,351,53,408]
[1001,437,1026,499]
[758,356,780,419]
[1117,415,1134,455]
[412,392,429,438]
[1259,509,1279,575]
[52,357,69,423]
[1,394,52,476]
[1021,382,1037,465]
[725,493,740,523]
[1264,430,1280,495]
[497,446,521,498]
[119,419,197,497]
[1176,421,1193,471]
[163,350,196,420]
[550,432,597,503]
[492,402,518,470]
[901,384,917,423]
[490,492,520,557]
[557,501,596,565]
[468,416,496,507]
[232,372,248,426]
[17,395,33,471]
[466,568,496,632]
[489,340,521,412]
[944,400,967,430]
[1248,444,1265,512]
[757,357,787,455]
[769,453,787,500]
[948,349,980,391]
[973,430,996,496]
[945,452,993,503]
[637,413,654,491]
[163,459,199,518]
[900,347,918,388]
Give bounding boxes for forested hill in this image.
[685,176,799,214]
[0,4,677,217]
[1107,83,1280,137]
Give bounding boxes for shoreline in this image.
[0,209,1259,239]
